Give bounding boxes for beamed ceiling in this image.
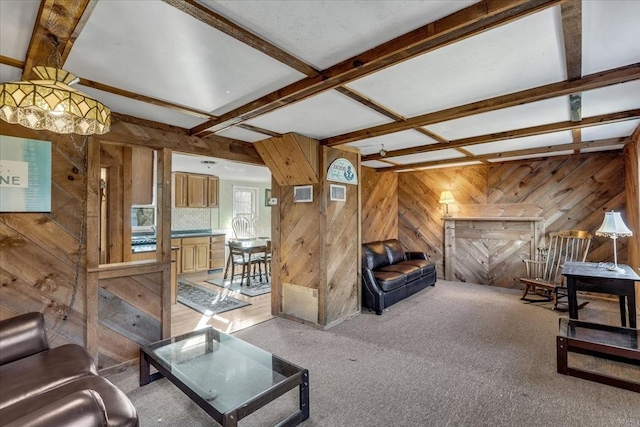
[1,0,639,172]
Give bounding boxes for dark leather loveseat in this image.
[0,312,138,427]
[362,239,436,314]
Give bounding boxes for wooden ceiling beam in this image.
[162,0,318,77]
[190,0,562,135]
[328,63,640,146]
[22,0,95,79]
[561,0,582,81]
[386,138,626,172]
[362,109,640,161]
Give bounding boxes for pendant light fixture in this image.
[0,36,110,135]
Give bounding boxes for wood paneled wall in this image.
[624,135,639,302]
[398,153,628,287]
[1,126,87,348]
[361,167,397,243]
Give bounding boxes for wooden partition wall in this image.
[361,167,398,243]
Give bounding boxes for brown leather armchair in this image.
[0,313,138,427]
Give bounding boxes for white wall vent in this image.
[282,282,318,323]
[293,185,313,203]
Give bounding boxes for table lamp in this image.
[595,211,633,272]
[439,191,455,217]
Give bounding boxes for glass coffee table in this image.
[140,327,309,426]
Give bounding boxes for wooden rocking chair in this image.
[520,230,592,310]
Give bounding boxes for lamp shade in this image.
[0,66,110,135]
[595,211,632,238]
[439,191,455,204]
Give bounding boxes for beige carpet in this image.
[106,280,640,426]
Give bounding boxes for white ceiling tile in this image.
[173,153,271,182]
[200,0,477,70]
[0,0,39,60]
[424,97,571,140]
[583,1,640,75]
[391,149,466,165]
[487,151,574,162]
[215,126,269,143]
[466,131,573,156]
[581,119,640,142]
[582,81,640,118]
[78,85,206,129]
[346,7,566,117]
[65,1,304,115]
[345,130,437,155]
[243,90,392,139]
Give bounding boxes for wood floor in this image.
[171,270,274,337]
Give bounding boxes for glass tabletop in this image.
[142,327,303,414]
[559,318,639,350]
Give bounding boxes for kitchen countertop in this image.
[132,229,228,253]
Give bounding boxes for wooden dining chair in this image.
[520,230,592,310]
[232,216,253,238]
[228,241,263,285]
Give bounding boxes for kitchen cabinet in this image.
[131,147,154,205]
[180,236,210,273]
[173,173,218,208]
[171,238,182,274]
[209,235,225,271]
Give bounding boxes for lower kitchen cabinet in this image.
[180,236,210,274]
[209,235,226,271]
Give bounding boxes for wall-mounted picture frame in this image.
[330,184,346,202]
[265,188,272,206]
[293,185,313,203]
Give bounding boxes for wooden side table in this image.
[561,262,639,328]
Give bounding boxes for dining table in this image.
[223,238,270,285]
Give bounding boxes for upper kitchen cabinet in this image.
[173,172,218,208]
[131,147,154,205]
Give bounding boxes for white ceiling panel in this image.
[78,85,206,129]
[243,90,392,139]
[346,6,566,117]
[65,1,304,115]
[391,149,466,165]
[345,130,437,155]
[424,96,571,140]
[466,131,573,156]
[215,126,270,143]
[173,153,271,182]
[411,161,482,171]
[487,151,574,163]
[200,0,478,70]
[581,119,640,142]
[0,64,22,83]
[0,0,39,60]
[583,1,640,75]
[582,81,640,118]
[581,144,625,154]
[362,160,393,169]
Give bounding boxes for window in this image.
[233,186,258,221]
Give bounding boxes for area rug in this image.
[206,276,271,297]
[177,280,249,316]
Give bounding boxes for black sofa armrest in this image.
[362,268,385,315]
[0,312,50,366]
[406,252,429,260]
[5,389,108,427]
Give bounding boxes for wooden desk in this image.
[562,262,639,328]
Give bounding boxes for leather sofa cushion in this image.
[380,264,422,282]
[0,344,97,410]
[401,259,435,275]
[372,271,406,292]
[384,240,406,264]
[0,313,49,366]
[363,241,390,270]
[0,376,138,427]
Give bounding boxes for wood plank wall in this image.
[361,167,398,243]
[624,135,639,303]
[398,153,628,287]
[0,126,87,349]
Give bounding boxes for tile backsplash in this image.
[172,208,211,231]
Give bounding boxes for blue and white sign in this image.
[0,135,51,212]
[327,158,357,185]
